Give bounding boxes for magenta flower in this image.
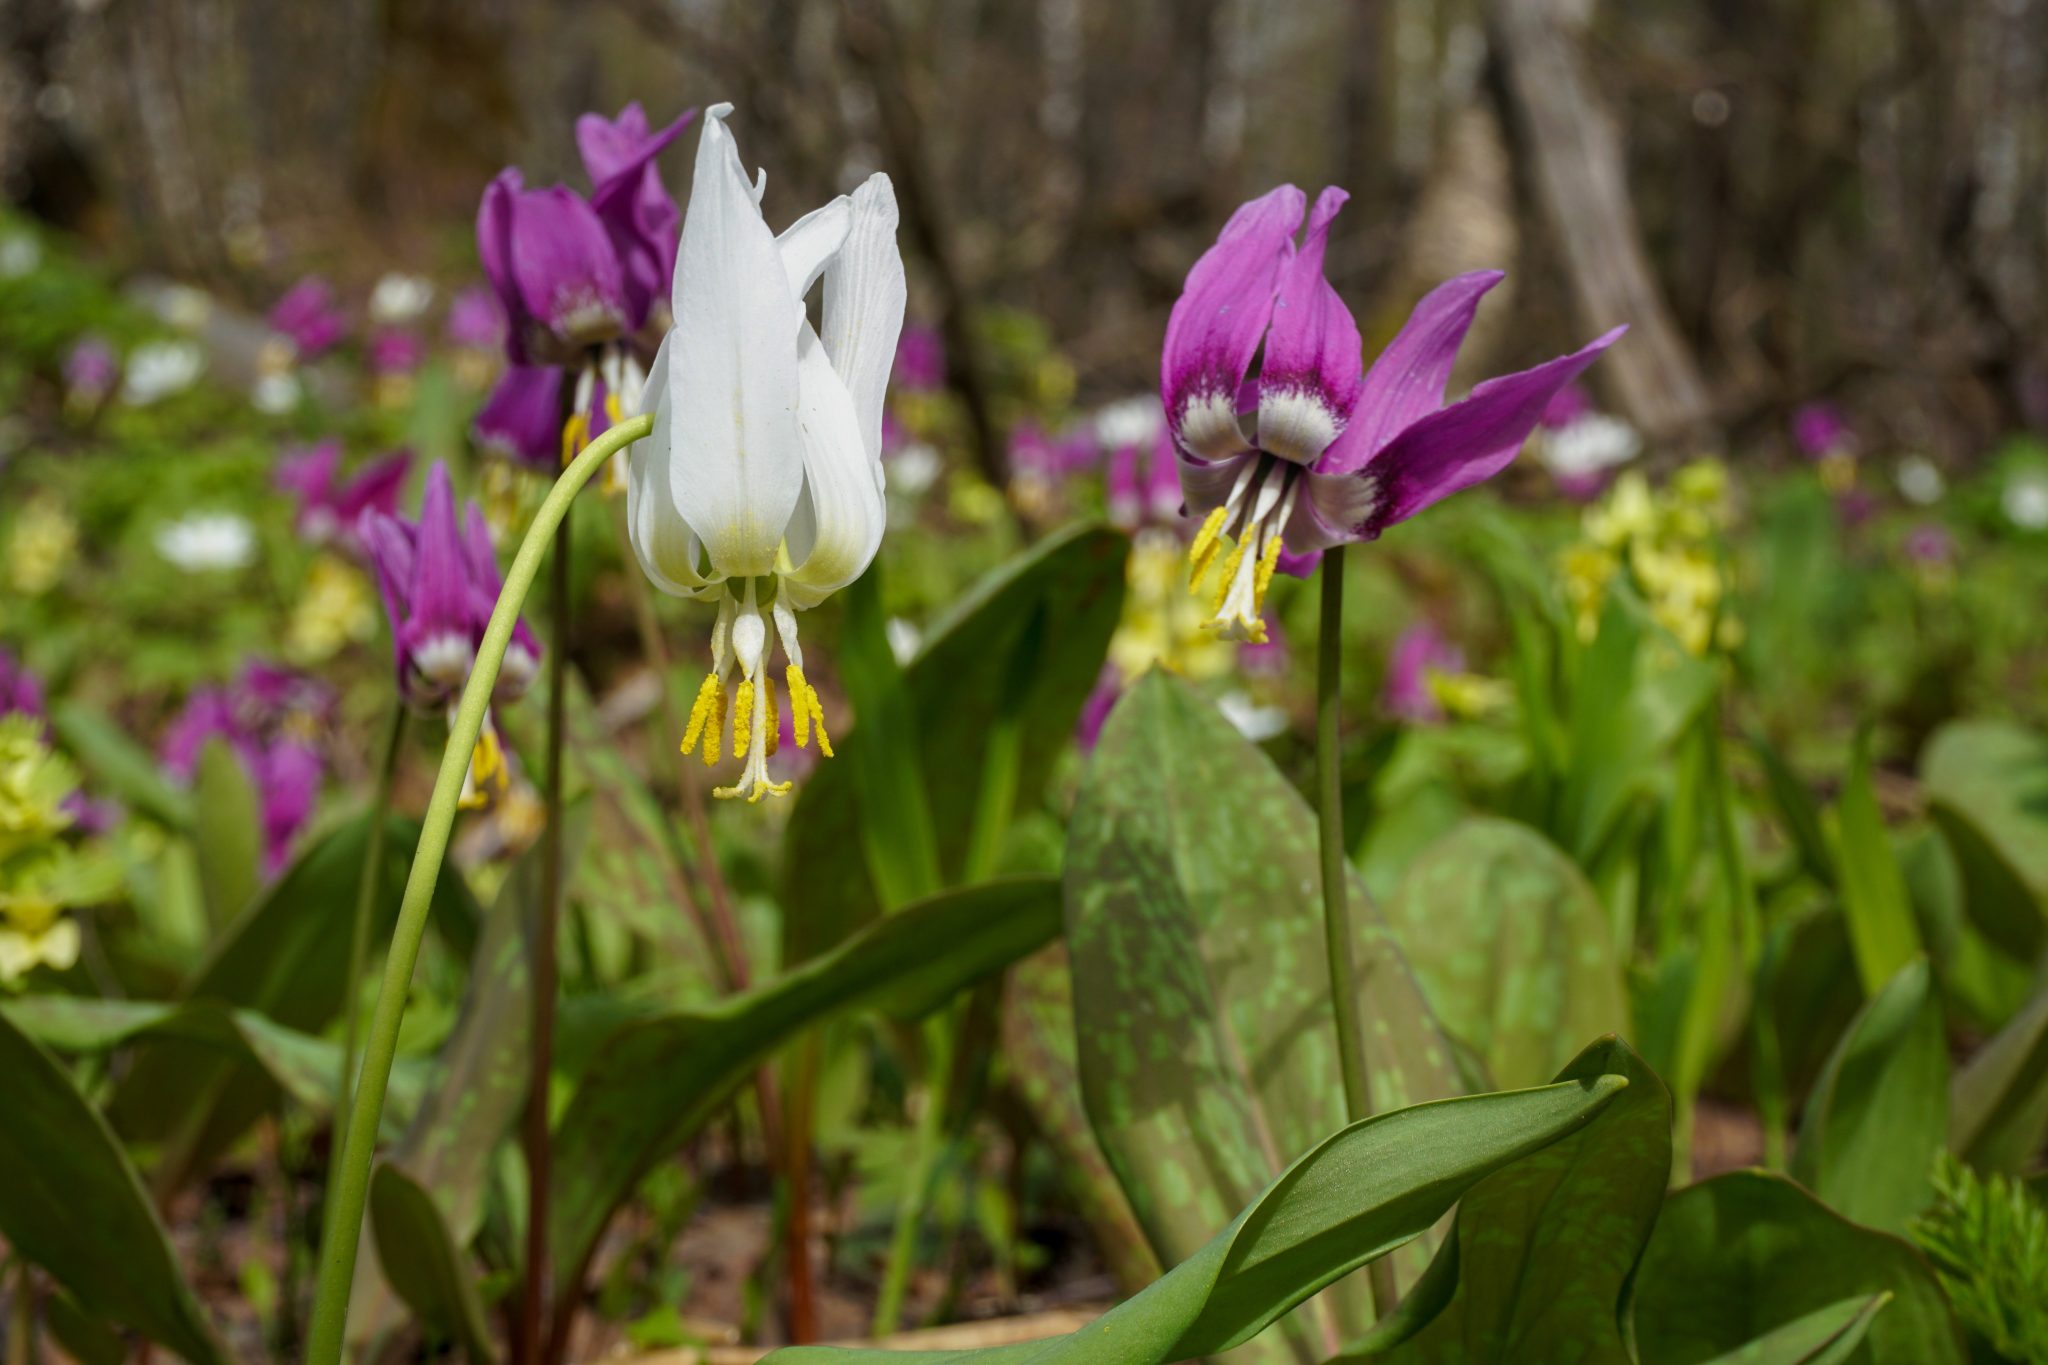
[63,336,119,408]
[234,660,336,733]
[254,740,322,873]
[1163,185,1623,639]
[1382,622,1463,725]
[479,105,694,366]
[276,440,412,550]
[1903,522,1955,566]
[367,327,426,378]
[473,366,567,471]
[1075,667,1123,753]
[445,286,507,352]
[1107,424,1185,531]
[160,673,326,873]
[1238,618,1290,677]
[269,277,349,360]
[1009,422,1097,482]
[0,647,46,721]
[1792,401,1854,461]
[893,323,945,392]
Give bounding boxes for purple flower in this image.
[473,366,567,471]
[159,678,326,873]
[361,461,540,711]
[276,440,412,550]
[1539,381,1596,431]
[893,323,945,392]
[1075,667,1123,753]
[1163,185,1623,640]
[160,688,250,782]
[1009,422,1097,482]
[234,660,336,733]
[480,105,694,366]
[1238,618,1289,677]
[1382,622,1463,725]
[1107,425,1185,530]
[367,327,426,378]
[445,286,507,351]
[63,336,119,407]
[0,647,46,722]
[269,277,349,360]
[254,739,322,873]
[1792,401,1854,461]
[1903,522,1955,565]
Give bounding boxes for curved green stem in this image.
[337,705,408,1118]
[303,415,651,1365]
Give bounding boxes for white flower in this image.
[2003,470,2048,531]
[1217,690,1289,742]
[1896,455,1945,506]
[626,104,905,802]
[0,234,42,279]
[1093,394,1164,451]
[888,441,943,499]
[252,371,303,414]
[885,617,922,664]
[120,341,206,405]
[1538,413,1642,481]
[155,512,255,572]
[369,273,435,324]
[149,284,214,332]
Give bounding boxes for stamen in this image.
[763,676,779,757]
[1253,530,1284,611]
[1211,536,1251,615]
[682,672,724,765]
[559,411,589,468]
[1188,506,1229,587]
[786,663,833,756]
[732,679,755,759]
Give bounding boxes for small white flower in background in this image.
[885,617,923,665]
[0,234,41,279]
[1895,455,1945,506]
[2002,469,2048,532]
[1093,394,1164,451]
[1539,412,1642,483]
[252,370,303,415]
[148,283,214,332]
[155,512,256,573]
[368,273,435,325]
[120,340,205,405]
[888,441,943,500]
[1217,690,1289,742]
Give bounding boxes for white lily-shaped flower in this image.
[626,104,904,802]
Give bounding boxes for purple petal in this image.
[411,462,473,647]
[477,171,528,363]
[269,277,349,358]
[1173,447,1256,520]
[335,450,414,525]
[1383,622,1463,724]
[160,689,245,782]
[445,285,507,351]
[1160,185,1305,460]
[586,108,694,330]
[504,185,630,357]
[257,739,323,873]
[1359,326,1628,535]
[0,647,47,722]
[1074,667,1123,753]
[359,509,416,640]
[1321,271,1504,474]
[473,366,565,471]
[275,439,340,504]
[1256,187,1362,465]
[462,503,542,703]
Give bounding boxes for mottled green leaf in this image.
[1950,978,2048,1175]
[759,1076,1628,1364]
[1630,1171,1964,1364]
[1384,818,1631,1089]
[0,1008,230,1365]
[1920,719,2048,961]
[783,523,1127,959]
[1063,669,1463,1358]
[369,1164,499,1365]
[1792,958,1947,1232]
[548,877,1063,1298]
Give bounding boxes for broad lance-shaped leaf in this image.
[0,1008,230,1365]
[50,698,194,830]
[192,736,261,928]
[1342,1037,1671,1364]
[548,877,1065,1298]
[369,1165,499,1365]
[1383,819,1631,1089]
[1690,1296,1890,1365]
[1,996,430,1136]
[1063,669,1463,1358]
[759,1075,1628,1363]
[1833,729,1922,996]
[1920,719,2048,961]
[1792,957,1947,1232]
[782,523,1128,960]
[1950,976,2048,1175]
[105,812,480,1196]
[1630,1171,1965,1365]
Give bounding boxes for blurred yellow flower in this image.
[1426,669,1513,720]
[1108,529,1234,683]
[286,554,379,664]
[6,495,78,597]
[1561,459,1732,655]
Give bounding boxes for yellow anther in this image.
[682,673,724,765]
[1187,506,1229,587]
[1210,536,1250,614]
[745,777,793,804]
[732,679,755,759]
[763,677,780,757]
[559,412,590,468]
[458,727,508,811]
[1253,532,1284,611]
[785,665,834,758]
[603,392,624,425]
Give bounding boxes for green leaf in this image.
[1950,977,2048,1175]
[1751,733,1837,891]
[1062,670,1463,1357]
[759,1076,1628,1364]
[783,524,1127,958]
[1630,1171,1965,1365]
[45,1291,133,1365]
[1920,719,2048,961]
[1690,1295,1889,1365]
[49,698,194,830]
[1833,730,1921,996]
[104,812,478,1196]
[368,1164,499,1365]
[840,559,944,909]
[0,1008,230,1365]
[548,877,1063,1295]
[192,736,261,927]
[1791,958,1947,1232]
[1899,827,2033,1033]
[1357,1038,1672,1364]
[1384,818,1632,1089]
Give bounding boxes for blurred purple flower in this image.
[276,440,412,549]
[63,336,119,407]
[160,677,326,873]
[1238,619,1289,677]
[1792,401,1854,460]
[269,277,349,360]
[1904,522,1955,565]
[1163,185,1623,639]
[1107,426,1184,530]
[367,327,427,378]
[235,659,336,733]
[1382,622,1463,725]
[1836,486,1880,528]
[1009,422,1097,482]
[254,740,323,873]
[160,688,251,781]
[0,647,46,721]
[473,366,567,471]
[893,323,945,392]
[1075,667,1123,753]
[445,286,507,351]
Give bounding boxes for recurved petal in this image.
[776,196,854,307]
[1322,270,1504,474]
[780,323,886,610]
[411,462,473,639]
[626,333,712,598]
[1256,187,1362,465]
[1359,325,1628,535]
[666,104,806,577]
[821,173,907,476]
[476,170,527,362]
[1174,447,1256,520]
[1161,185,1305,461]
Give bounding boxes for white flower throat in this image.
[1186,455,1302,643]
[680,576,833,802]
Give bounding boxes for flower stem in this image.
[1314,547,1395,1317]
[337,705,407,1119]
[302,414,651,1365]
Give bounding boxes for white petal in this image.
[777,196,853,308]
[667,105,806,577]
[626,333,713,597]
[821,173,907,481]
[782,322,885,608]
